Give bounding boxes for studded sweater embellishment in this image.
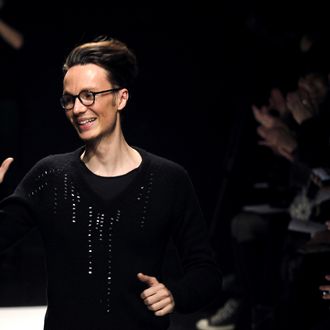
[26,164,155,314]
[136,171,154,228]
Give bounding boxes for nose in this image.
[72,97,87,115]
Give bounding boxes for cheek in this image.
[104,111,116,123]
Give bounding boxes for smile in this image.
[77,118,96,125]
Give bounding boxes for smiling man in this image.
[0,36,222,330]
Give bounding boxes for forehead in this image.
[63,64,108,89]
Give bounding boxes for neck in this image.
[81,133,142,177]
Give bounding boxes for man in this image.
[0,36,222,330]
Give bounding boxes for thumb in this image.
[0,157,14,183]
[137,272,159,287]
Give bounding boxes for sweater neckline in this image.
[78,154,142,180]
[71,145,150,206]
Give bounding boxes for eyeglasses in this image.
[60,88,122,111]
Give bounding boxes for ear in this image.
[118,89,129,111]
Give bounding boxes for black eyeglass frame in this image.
[60,87,123,110]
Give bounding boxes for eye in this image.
[61,94,74,106]
[80,91,94,101]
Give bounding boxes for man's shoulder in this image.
[137,147,186,174]
[33,147,82,170]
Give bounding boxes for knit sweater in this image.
[0,146,222,330]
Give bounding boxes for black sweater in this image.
[0,146,222,330]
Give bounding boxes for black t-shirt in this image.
[77,157,140,200]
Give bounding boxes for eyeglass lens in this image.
[61,91,95,110]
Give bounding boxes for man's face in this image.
[62,64,125,142]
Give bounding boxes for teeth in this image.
[78,118,95,125]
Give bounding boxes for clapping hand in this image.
[286,90,316,124]
[252,104,286,129]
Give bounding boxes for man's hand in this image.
[0,157,14,183]
[137,272,175,316]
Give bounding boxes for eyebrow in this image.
[62,88,94,95]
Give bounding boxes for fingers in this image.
[153,302,174,316]
[140,282,166,300]
[278,147,294,162]
[138,273,175,316]
[252,104,286,130]
[142,285,172,313]
[287,91,315,124]
[252,105,273,127]
[141,285,174,316]
[0,157,14,183]
[269,88,287,115]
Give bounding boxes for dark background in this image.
[1,0,330,319]
[6,0,330,222]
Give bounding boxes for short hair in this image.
[63,36,138,89]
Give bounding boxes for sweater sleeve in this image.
[165,167,222,313]
[0,160,46,253]
[0,196,37,253]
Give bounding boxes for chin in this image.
[75,127,97,141]
[77,132,97,142]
